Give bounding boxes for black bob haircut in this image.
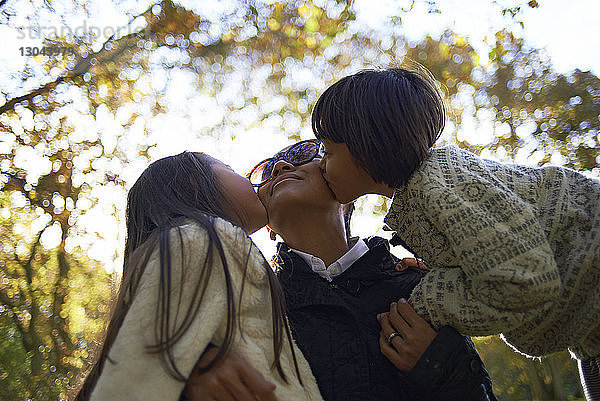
[312,67,446,188]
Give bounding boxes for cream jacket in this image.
[384,146,600,359]
[90,218,322,400]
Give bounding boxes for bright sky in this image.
[355,0,599,75]
[1,0,598,273]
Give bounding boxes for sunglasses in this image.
[247,139,323,187]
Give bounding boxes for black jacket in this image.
[275,236,497,401]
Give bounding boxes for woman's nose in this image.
[272,159,294,178]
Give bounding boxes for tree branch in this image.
[0,289,33,352]
[0,2,158,116]
[51,249,76,351]
[2,170,63,216]
[23,223,50,286]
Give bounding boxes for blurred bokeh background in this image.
[0,0,598,399]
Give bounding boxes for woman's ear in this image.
[267,226,277,241]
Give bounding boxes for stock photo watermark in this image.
[13,18,149,58]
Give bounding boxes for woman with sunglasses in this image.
[76,152,323,401]
[183,141,497,401]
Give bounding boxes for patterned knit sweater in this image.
[383,146,600,359]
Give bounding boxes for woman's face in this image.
[211,159,267,234]
[256,146,341,231]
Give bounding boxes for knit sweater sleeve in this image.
[400,153,561,335]
[90,221,243,401]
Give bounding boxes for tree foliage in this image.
[474,336,585,400]
[0,0,597,399]
[0,192,113,399]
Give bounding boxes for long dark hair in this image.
[76,151,300,399]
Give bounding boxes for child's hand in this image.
[377,298,437,372]
[395,257,428,271]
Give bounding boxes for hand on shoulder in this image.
[184,345,278,401]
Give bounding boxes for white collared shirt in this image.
[289,237,369,282]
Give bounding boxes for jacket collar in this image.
[274,236,397,282]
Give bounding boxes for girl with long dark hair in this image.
[76,151,322,400]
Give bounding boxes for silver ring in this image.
[387,332,401,345]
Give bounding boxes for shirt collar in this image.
[289,237,369,282]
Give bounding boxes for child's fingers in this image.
[395,258,429,271]
[395,258,416,271]
[402,258,419,267]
